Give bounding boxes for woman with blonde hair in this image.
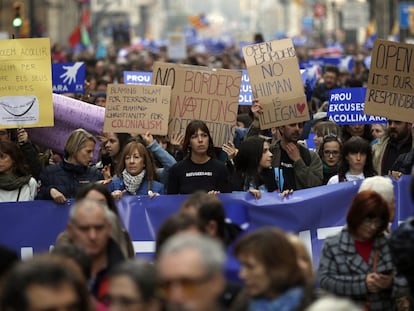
[37,128,103,203]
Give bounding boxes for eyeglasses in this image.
[362,217,383,228]
[323,150,340,157]
[102,295,144,307]
[160,274,212,295]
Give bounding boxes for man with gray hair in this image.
[67,198,125,302]
[157,233,226,311]
[358,176,395,222]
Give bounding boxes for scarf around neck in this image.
[122,169,146,194]
[0,173,31,191]
[249,286,304,311]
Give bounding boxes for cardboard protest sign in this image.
[365,39,414,122]
[152,62,242,147]
[0,38,53,128]
[242,38,309,128]
[103,83,171,135]
[328,88,387,124]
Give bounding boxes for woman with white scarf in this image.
[0,140,37,202]
[109,140,164,199]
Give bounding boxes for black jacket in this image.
[37,160,103,200]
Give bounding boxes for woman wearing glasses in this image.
[318,190,408,310]
[318,134,343,184]
[327,136,376,185]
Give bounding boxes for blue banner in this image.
[1,177,412,280]
[327,87,387,125]
[52,62,85,94]
[123,71,152,85]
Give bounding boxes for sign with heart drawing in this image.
[242,38,310,128]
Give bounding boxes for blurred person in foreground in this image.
[358,175,396,224]
[67,198,126,302]
[105,259,163,311]
[157,233,226,311]
[0,255,92,311]
[318,190,408,310]
[232,228,310,311]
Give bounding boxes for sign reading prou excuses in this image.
[327,87,387,125]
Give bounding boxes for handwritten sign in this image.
[167,32,187,60]
[103,84,171,135]
[328,88,387,125]
[364,39,414,122]
[123,71,152,85]
[0,38,53,128]
[152,62,242,147]
[242,38,309,128]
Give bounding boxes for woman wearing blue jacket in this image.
[109,139,165,199]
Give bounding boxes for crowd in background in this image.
[0,36,414,311]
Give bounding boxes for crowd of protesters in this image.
[0,35,414,311]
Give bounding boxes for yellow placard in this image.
[242,38,309,128]
[152,62,242,147]
[364,39,414,122]
[0,38,53,128]
[103,83,171,135]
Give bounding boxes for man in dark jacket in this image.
[272,122,323,190]
[67,198,125,302]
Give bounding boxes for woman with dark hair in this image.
[232,227,310,311]
[312,121,341,152]
[317,134,343,184]
[0,140,37,202]
[230,136,277,199]
[37,129,103,203]
[327,136,376,184]
[109,140,164,198]
[167,120,230,194]
[106,259,163,311]
[318,190,408,310]
[341,124,373,143]
[104,132,132,176]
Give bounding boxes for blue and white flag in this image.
[52,62,85,94]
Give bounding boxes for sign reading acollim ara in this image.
[0,38,53,128]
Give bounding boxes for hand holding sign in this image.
[242,38,309,129]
